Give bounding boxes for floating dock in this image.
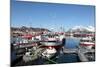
[62,46,95,62]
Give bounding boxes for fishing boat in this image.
[40,33,63,49]
[41,47,57,58]
[79,37,95,49]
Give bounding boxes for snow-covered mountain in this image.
[68,26,95,32]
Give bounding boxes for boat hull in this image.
[80,42,95,49]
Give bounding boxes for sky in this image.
[11,0,95,31]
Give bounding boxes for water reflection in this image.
[65,38,80,48]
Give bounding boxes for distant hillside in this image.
[11,26,50,32]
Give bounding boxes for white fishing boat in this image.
[80,37,95,49]
[41,47,57,58]
[40,33,63,48]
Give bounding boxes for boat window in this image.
[80,39,93,42]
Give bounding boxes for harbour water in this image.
[65,37,80,48]
[57,37,80,63]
